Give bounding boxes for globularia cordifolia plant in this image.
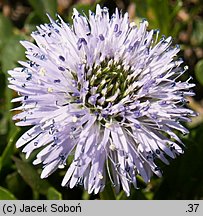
[8,5,195,196]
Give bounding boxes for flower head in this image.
[8,5,195,196]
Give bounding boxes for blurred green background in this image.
[0,0,203,200]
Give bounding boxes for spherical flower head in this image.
[8,5,195,196]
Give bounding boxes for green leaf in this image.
[0,115,7,135]
[0,126,20,172]
[133,0,181,37]
[191,20,203,46]
[154,125,203,199]
[99,182,116,200]
[0,186,16,200]
[1,35,26,73]
[43,0,57,18]
[116,189,148,200]
[82,190,90,200]
[0,13,13,49]
[195,60,203,86]
[25,11,43,32]
[67,2,98,23]
[47,187,62,200]
[169,0,183,20]
[146,0,170,35]
[72,3,92,15]
[0,158,2,173]
[116,191,127,200]
[28,0,47,22]
[28,0,57,22]
[6,172,27,199]
[13,157,51,195]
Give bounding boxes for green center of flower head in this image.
[83,59,132,116]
